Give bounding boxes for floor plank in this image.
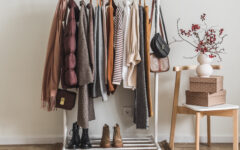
[174,143,233,150]
[0,144,62,150]
[0,143,238,150]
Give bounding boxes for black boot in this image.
[80,128,92,149]
[67,122,81,149]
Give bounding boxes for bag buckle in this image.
[60,97,65,105]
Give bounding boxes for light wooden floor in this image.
[174,143,235,150]
[0,143,238,150]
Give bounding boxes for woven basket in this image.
[186,90,226,107]
[190,76,223,93]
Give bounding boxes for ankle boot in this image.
[67,122,81,149]
[100,124,111,148]
[113,124,123,147]
[80,128,92,149]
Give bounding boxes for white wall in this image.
[0,0,240,144]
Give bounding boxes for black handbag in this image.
[150,6,170,58]
[151,33,170,58]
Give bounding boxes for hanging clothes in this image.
[41,0,68,111]
[112,6,124,85]
[77,0,94,85]
[102,0,108,85]
[126,1,141,90]
[144,5,153,117]
[89,4,108,101]
[87,2,95,81]
[97,5,108,101]
[134,5,149,129]
[106,0,115,93]
[77,0,95,128]
[89,6,101,98]
[61,0,79,89]
[122,0,131,89]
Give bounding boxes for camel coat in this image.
[107,0,115,93]
[144,5,153,117]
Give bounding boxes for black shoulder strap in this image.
[159,6,168,45]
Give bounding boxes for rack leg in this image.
[63,110,67,150]
[154,73,161,150]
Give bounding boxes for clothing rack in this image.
[62,0,162,149]
[62,73,161,150]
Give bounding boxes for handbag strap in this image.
[149,0,155,24]
[149,0,169,45]
[159,7,169,45]
[159,14,164,40]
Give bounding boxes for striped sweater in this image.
[112,7,124,85]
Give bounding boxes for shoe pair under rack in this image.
[67,122,92,149]
[100,124,123,148]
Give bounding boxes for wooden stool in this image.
[169,65,239,150]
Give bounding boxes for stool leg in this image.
[207,115,211,147]
[233,110,238,150]
[195,112,201,150]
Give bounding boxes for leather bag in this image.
[150,33,170,58]
[149,0,170,73]
[56,89,76,110]
[150,55,169,72]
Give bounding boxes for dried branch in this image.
[183,53,200,59]
[177,18,198,48]
[171,14,226,61]
[169,37,184,45]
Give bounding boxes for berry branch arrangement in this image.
[171,13,227,61]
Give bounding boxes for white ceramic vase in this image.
[196,53,213,77]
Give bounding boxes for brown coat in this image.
[77,1,95,128]
[41,0,68,111]
[77,1,93,86]
[144,6,153,117]
[107,1,115,93]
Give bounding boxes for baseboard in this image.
[0,135,238,145]
[0,136,63,145]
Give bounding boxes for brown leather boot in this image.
[113,124,123,147]
[100,124,111,148]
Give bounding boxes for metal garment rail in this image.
[62,0,163,148]
[63,73,161,150]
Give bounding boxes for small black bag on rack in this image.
[151,33,170,58]
[150,7,170,58]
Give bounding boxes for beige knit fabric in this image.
[126,1,141,89]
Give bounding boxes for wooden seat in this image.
[169,65,239,150]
